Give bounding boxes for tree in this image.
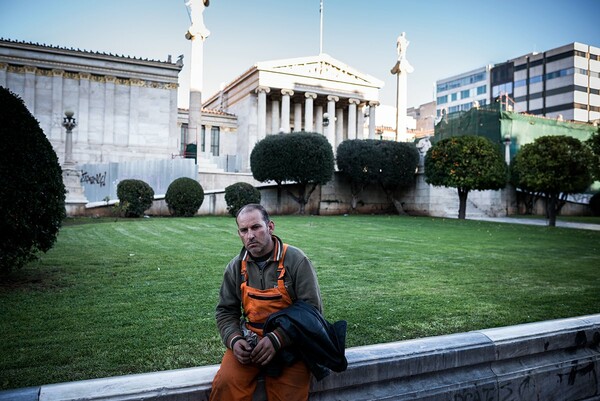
[0,87,66,273]
[251,132,334,214]
[373,140,420,214]
[336,139,377,211]
[586,130,600,181]
[425,135,507,219]
[510,135,594,227]
[337,139,419,214]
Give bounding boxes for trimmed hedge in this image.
[225,182,261,217]
[116,179,155,217]
[165,177,204,217]
[0,87,66,272]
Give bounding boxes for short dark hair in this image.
[236,203,270,224]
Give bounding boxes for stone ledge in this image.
[1,314,599,401]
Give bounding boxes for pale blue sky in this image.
[1,0,598,109]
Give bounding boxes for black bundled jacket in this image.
[263,300,348,381]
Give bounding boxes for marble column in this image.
[0,63,7,87]
[357,104,365,139]
[335,107,344,149]
[78,72,91,144]
[326,95,338,149]
[348,98,360,140]
[368,101,379,139]
[315,104,324,134]
[271,99,280,134]
[294,101,302,131]
[281,89,294,133]
[304,92,316,132]
[256,86,270,141]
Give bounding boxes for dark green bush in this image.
[590,193,600,217]
[0,87,66,272]
[225,182,261,217]
[116,179,155,217]
[165,177,204,217]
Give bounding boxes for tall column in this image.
[368,101,379,139]
[304,92,316,132]
[315,104,324,134]
[391,32,414,142]
[0,63,7,87]
[326,95,338,149]
[294,101,302,131]
[348,98,360,140]
[357,104,365,139]
[271,99,280,133]
[281,89,294,133]
[256,86,270,141]
[185,0,210,167]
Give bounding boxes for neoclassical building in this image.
[0,38,182,166]
[192,53,384,172]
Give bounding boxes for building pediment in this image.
[255,53,383,89]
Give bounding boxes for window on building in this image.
[201,125,206,152]
[461,89,470,99]
[530,75,543,84]
[492,83,513,98]
[451,93,458,101]
[514,79,527,88]
[477,85,486,95]
[448,105,460,113]
[437,95,448,104]
[211,126,220,156]
[180,123,188,152]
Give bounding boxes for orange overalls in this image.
[209,243,311,401]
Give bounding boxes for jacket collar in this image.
[241,235,283,262]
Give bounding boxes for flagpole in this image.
[319,0,323,54]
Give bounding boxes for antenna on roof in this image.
[319,0,324,54]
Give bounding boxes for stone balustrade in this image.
[1,314,599,401]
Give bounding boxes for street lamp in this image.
[62,110,77,167]
[503,134,511,165]
[323,112,330,127]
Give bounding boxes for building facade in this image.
[436,42,600,124]
[0,39,183,165]
[200,53,384,171]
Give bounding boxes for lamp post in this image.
[62,110,77,167]
[503,134,511,165]
[60,110,88,214]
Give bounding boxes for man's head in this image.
[236,204,275,258]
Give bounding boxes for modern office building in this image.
[436,42,600,124]
[435,66,490,119]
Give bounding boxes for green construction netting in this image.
[433,103,598,154]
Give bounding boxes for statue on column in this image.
[185,0,211,40]
[391,32,414,74]
[416,136,432,167]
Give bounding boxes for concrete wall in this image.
[82,170,591,218]
[2,314,599,401]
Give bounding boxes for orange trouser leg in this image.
[209,349,260,401]
[264,359,311,401]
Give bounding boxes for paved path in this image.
[473,216,600,231]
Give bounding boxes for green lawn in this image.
[1,215,599,390]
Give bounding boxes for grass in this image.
[1,215,599,390]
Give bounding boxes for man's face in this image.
[236,209,275,258]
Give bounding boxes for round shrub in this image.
[225,182,261,217]
[590,193,600,217]
[0,87,66,272]
[165,177,204,217]
[116,179,155,217]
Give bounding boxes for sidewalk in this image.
[473,216,600,231]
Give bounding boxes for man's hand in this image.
[232,338,253,365]
[250,337,276,366]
